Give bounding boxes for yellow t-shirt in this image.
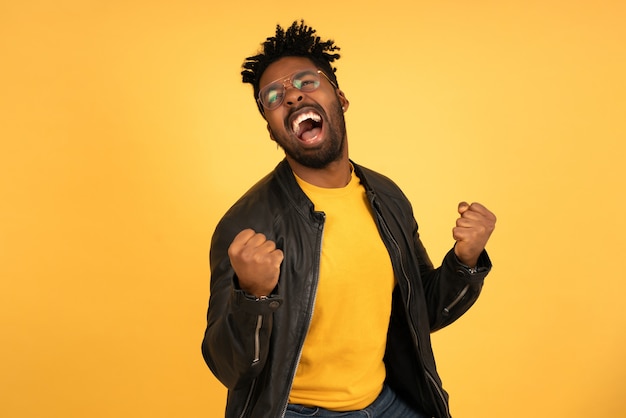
[289,170,396,411]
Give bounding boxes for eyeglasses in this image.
[257,69,336,111]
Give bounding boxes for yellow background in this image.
[1,1,624,417]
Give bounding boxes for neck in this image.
[289,158,352,188]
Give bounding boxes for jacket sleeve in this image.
[411,218,492,331]
[201,217,283,390]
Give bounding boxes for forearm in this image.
[423,248,491,331]
[201,276,280,389]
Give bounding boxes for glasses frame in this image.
[257,69,337,112]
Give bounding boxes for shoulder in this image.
[352,162,408,201]
[214,160,311,240]
[220,169,282,225]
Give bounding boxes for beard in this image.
[269,99,347,169]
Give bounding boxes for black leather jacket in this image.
[202,159,491,418]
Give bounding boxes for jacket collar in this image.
[272,159,377,222]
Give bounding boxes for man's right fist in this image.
[228,229,284,298]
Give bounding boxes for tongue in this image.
[300,126,322,142]
[297,118,322,142]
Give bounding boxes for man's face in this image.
[258,57,349,169]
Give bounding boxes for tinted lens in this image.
[292,71,320,92]
[260,83,284,110]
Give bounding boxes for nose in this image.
[283,85,304,107]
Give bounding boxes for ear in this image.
[337,89,350,112]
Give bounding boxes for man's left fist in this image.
[452,202,496,268]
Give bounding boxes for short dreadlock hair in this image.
[242,20,341,115]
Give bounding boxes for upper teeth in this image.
[292,112,321,135]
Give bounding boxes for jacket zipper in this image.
[238,314,264,418]
[253,314,263,363]
[278,213,325,418]
[443,284,469,316]
[372,197,451,418]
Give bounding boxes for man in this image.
[202,20,496,418]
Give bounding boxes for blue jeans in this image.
[284,384,431,418]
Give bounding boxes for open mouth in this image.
[292,111,323,142]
